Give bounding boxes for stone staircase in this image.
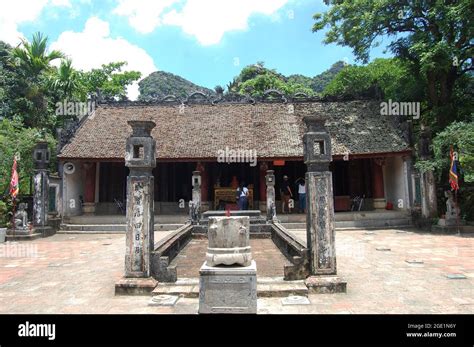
[60,214,188,233]
[280,210,412,230]
[151,277,308,298]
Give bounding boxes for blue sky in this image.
[0,0,392,99]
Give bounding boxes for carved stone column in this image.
[303,116,346,293]
[265,170,276,222]
[124,121,156,278]
[33,142,50,229]
[190,170,201,224]
[196,162,209,212]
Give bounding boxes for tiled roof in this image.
[58,100,410,160]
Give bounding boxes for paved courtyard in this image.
[0,228,472,314]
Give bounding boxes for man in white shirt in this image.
[296,178,306,213]
[236,182,249,210]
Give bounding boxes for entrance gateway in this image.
[115,115,347,312]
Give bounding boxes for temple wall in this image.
[384,156,409,210]
[62,161,84,217]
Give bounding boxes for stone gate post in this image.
[124,120,156,278]
[33,142,50,231]
[303,116,346,293]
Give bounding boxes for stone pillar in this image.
[190,170,201,224]
[196,162,209,211]
[33,142,50,229]
[265,170,276,222]
[124,121,156,278]
[82,162,96,214]
[259,162,268,212]
[302,116,346,293]
[372,158,386,210]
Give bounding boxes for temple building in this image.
[56,93,416,219]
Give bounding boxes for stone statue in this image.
[14,203,29,230]
[445,191,460,221]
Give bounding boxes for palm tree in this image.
[48,58,83,100]
[11,32,64,79]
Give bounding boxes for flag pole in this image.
[12,197,16,239]
[455,189,460,235]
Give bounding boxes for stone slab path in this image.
[0,228,472,314]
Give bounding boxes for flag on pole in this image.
[9,156,19,198]
[449,146,459,191]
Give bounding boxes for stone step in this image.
[151,277,308,298]
[281,218,412,230]
[59,223,184,232]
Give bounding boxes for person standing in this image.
[236,182,249,210]
[296,178,306,213]
[280,175,293,214]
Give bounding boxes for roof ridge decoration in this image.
[160,94,182,104]
[96,90,380,107]
[212,92,256,105]
[261,89,287,103]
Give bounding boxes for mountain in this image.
[138,71,215,101]
[287,61,347,94]
[138,61,348,100]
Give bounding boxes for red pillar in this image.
[84,162,96,203]
[259,162,268,201]
[372,158,385,202]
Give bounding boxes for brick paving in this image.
[174,238,287,278]
[0,228,472,314]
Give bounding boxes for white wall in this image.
[383,156,409,210]
[62,161,84,217]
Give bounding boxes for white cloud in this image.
[162,0,289,45]
[113,0,289,45]
[51,17,157,100]
[0,0,71,45]
[113,0,178,34]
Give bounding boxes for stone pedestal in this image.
[206,216,251,267]
[305,275,347,294]
[199,260,257,314]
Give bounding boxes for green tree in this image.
[0,119,56,198]
[11,32,64,79]
[48,58,85,101]
[229,63,315,97]
[80,62,141,100]
[323,58,422,101]
[7,33,64,129]
[313,0,473,129]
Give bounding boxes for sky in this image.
[0,0,392,100]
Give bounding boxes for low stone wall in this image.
[271,223,310,280]
[151,224,193,282]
